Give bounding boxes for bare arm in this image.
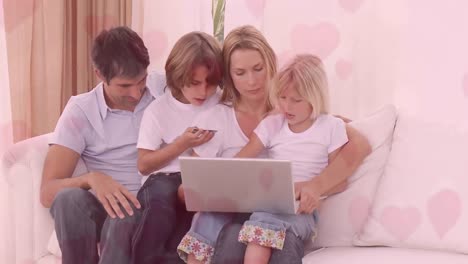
[40,145,140,218]
[234,133,265,158]
[296,125,371,213]
[138,142,188,175]
[138,128,214,175]
[40,145,90,208]
[306,124,371,196]
[320,146,348,195]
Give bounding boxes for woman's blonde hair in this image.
[221,25,277,110]
[272,54,329,120]
[165,31,223,97]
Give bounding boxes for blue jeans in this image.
[51,188,146,264]
[211,214,305,264]
[132,172,193,264]
[50,173,193,264]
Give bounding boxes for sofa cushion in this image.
[303,247,468,264]
[311,105,397,248]
[36,254,61,264]
[354,114,468,253]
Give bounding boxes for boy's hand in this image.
[177,127,215,148]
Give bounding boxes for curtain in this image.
[132,0,213,71]
[3,0,132,141]
[0,3,13,264]
[0,0,12,156]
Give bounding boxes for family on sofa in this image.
[39,25,370,264]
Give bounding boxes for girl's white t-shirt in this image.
[137,90,221,174]
[255,114,348,182]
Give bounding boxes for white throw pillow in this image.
[354,114,468,253]
[311,105,397,248]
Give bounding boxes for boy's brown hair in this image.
[165,32,223,96]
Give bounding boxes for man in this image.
[39,26,172,264]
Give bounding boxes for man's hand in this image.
[295,181,321,214]
[87,172,141,219]
[176,127,215,149]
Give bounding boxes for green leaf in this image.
[212,0,225,43]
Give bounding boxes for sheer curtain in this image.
[0,0,13,156]
[132,0,213,71]
[3,0,132,141]
[0,2,12,263]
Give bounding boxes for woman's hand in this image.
[295,181,321,214]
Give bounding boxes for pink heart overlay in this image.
[338,0,364,13]
[259,168,274,192]
[291,23,340,59]
[379,206,421,241]
[2,0,43,32]
[462,73,468,97]
[348,195,371,232]
[182,187,204,210]
[183,188,239,212]
[427,189,461,239]
[66,116,88,139]
[144,30,169,62]
[335,59,353,80]
[1,120,30,158]
[205,197,239,212]
[277,50,295,68]
[245,0,265,18]
[84,15,119,37]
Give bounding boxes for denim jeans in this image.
[131,172,193,264]
[211,214,305,264]
[51,187,148,264]
[50,173,193,264]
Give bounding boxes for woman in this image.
[180,25,371,264]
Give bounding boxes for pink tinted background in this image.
[138,0,468,125]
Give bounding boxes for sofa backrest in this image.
[1,133,87,263]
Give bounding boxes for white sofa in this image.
[2,105,468,264]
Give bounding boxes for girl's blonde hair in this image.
[221,25,277,110]
[272,54,329,120]
[165,31,223,97]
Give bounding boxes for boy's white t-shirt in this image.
[137,89,221,175]
[255,114,348,182]
[192,104,268,158]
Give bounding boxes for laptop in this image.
[179,156,299,214]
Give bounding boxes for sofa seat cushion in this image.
[303,247,468,264]
[36,254,60,264]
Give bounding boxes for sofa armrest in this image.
[0,134,87,263]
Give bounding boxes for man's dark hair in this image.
[91,26,149,83]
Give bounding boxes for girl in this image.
[132,31,223,263]
[235,54,348,264]
[178,25,370,264]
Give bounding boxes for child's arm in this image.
[234,133,266,158]
[138,128,214,175]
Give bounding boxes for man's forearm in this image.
[40,173,91,208]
